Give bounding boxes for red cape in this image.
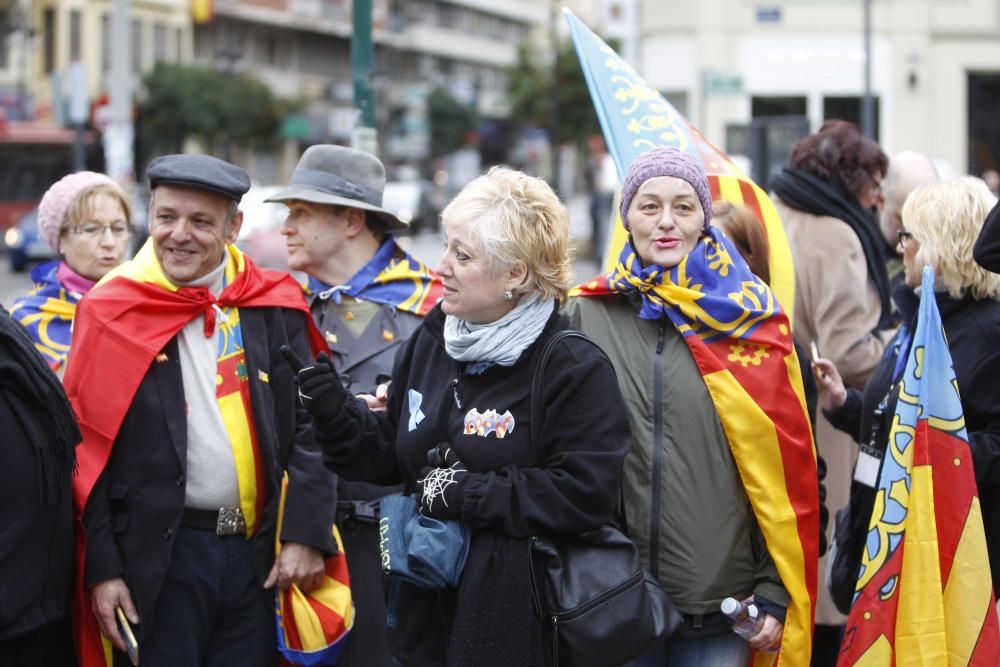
[65,255,324,667]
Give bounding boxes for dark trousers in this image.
[114,525,276,667]
[0,615,77,667]
[336,521,395,667]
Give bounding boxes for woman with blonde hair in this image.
[285,167,631,666]
[815,176,1000,610]
[11,172,133,372]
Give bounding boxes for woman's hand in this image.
[746,613,783,652]
[356,381,390,413]
[280,345,347,425]
[812,357,847,412]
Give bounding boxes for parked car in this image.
[382,179,442,234]
[236,185,290,271]
[5,208,53,272]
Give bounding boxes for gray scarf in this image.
[444,295,553,366]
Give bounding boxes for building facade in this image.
[638,0,1000,176]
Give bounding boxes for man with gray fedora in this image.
[267,144,441,667]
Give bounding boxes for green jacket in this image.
[566,293,788,616]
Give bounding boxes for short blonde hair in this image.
[62,184,134,234]
[441,167,573,301]
[902,177,1000,300]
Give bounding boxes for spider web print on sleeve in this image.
[421,465,462,512]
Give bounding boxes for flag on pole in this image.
[192,0,214,24]
[563,8,796,321]
[837,266,1000,666]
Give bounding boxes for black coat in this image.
[0,389,73,641]
[318,304,632,667]
[81,306,338,638]
[827,286,1000,610]
[973,199,1000,273]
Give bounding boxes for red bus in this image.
[0,117,98,229]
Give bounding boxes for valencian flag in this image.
[566,11,819,665]
[564,8,796,322]
[304,237,443,317]
[275,475,354,666]
[837,267,999,666]
[9,261,80,371]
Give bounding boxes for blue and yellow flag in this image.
[564,9,795,321]
[837,267,999,666]
[305,237,442,317]
[9,261,79,371]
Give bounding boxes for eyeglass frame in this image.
[897,230,914,246]
[64,222,133,239]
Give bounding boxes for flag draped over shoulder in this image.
[564,9,796,322]
[837,267,1000,666]
[571,227,819,665]
[9,261,80,371]
[304,237,442,316]
[66,240,325,667]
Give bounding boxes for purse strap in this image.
[529,329,600,459]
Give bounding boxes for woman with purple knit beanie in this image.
[10,172,133,373]
[566,146,818,665]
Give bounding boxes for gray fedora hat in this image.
[264,144,407,230]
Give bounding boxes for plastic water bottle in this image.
[720,597,766,640]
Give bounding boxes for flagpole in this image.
[549,0,561,195]
[861,0,875,138]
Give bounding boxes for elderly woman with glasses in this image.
[286,167,631,667]
[11,172,133,372]
[813,177,1000,614]
[566,147,819,665]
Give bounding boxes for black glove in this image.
[416,443,468,519]
[280,345,347,426]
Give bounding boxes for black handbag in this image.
[526,330,682,667]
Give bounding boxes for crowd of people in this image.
[1,119,998,667]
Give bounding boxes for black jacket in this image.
[82,306,338,638]
[973,199,1000,273]
[0,389,73,640]
[826,286,1000,610]
[318,304,632,667]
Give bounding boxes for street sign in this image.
[704,70,744,97]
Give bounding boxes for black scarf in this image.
[0,307,80,505]
[772,167,892,330]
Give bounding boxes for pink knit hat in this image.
[38,171,124,252]
[619,147,713,229]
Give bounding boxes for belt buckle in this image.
[216,507,246,536]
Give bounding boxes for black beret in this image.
[146,154,251,202]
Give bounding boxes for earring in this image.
[504,289,513,301]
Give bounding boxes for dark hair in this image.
[711,200,771,285]
[330,204,388,240]
[789,120,888,203]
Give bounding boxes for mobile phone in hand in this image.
[116,607,139,666]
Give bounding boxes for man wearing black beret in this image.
[65,154,338,666]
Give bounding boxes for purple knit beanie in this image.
[619,147,713,228]
[38,171,124,252]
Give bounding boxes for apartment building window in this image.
[70,10,82,61]
[0,10,10,69]
[131,20,142,73]
[43,8,55,74]
[751,96,807,118]
[824,96,880,142]
[101,14,111,71]
[154,23,167,63]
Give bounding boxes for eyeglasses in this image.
[69,223,131,239]
[897,230,914,246]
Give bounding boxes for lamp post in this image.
[861,0,875,138]
[351,0,377,155]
